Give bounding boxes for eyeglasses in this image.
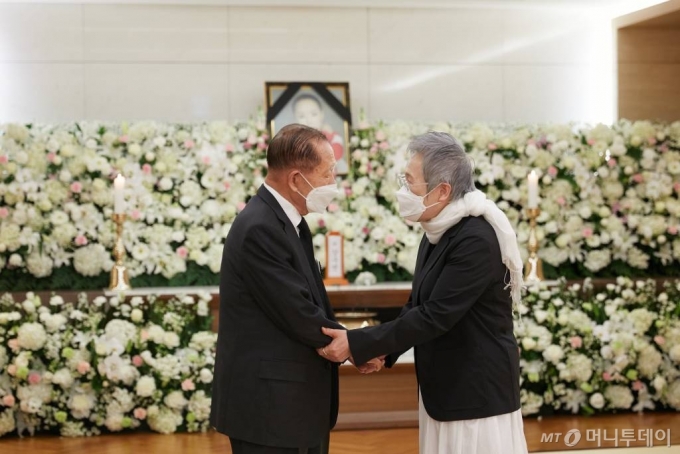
[397,174,428,194]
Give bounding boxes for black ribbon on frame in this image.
[266,82,351,125]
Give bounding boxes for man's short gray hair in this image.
[408,131,475,201]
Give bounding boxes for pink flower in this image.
[362,227,370,236]
[236,202,247,212]
[375,131,386,142]
[223,181,231,190]
[243,141,252,150]
[184,140,195,149]
[632,174,643,183]
[70,182,82,193]
[132,355,144,367]
[2,395,15,407]
[674,182,680,193]
[0,155,8,164]
[119,135,129,144]
[133,408,147,420]
[376,253,386,264]
[176,247,188,259]
[8,339,19,352]
[385,234,397,246]
[7,365,17,376]
[202,156,211,165]
[261,134,270,141]
[587,139,595,145]
[379,141,390,150]
[142,164,152,175]
[47,152,57,163]
[667,226,678,235]
[648,137,657,145]
[247,135,257,145]
[327,203,339,213]
[77,362,91,375]
[28,372,41,385]
[140,329,150,342]
[130,209,141,221]
[0,208,9,219]
[344,188,352,197]
[607,158,617,168]
[557,196,566,206]
[75,235,88,246]
[225,144,234,153]
[570,336,583,349]
[602,372,613,382]
[257,141,267,150]
[318,219,326,228]
[548,166,558,177]
[654,335,666,346]
[181,379,196,391]
[370,145,378,154]
[488,143,497,150]
[582,228,593,238]
[632,380,644,391]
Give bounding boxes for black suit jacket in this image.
[347,216,521,421]
[210,185,343,448]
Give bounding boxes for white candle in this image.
[114,174,126,214]
[527,170,539,208]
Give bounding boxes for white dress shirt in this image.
[263,182,302,236]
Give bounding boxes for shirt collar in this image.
[263,182,302,233]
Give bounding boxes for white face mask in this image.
[297,173,339,213]
[395,185,440,222]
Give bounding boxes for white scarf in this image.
[420,189,524,309]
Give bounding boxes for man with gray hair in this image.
[318,131,528,453]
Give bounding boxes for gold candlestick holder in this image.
[525,207,544,284]
[109,213,131,291]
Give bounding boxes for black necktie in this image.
[298,218,326,303]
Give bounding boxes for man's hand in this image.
[356,357,385,374]
[317,327,350,363]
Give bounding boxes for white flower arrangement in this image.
[1,119,679,288]
[518,278,680,416]
[0,291,215,437]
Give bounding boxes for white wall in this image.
[0,3,617,124]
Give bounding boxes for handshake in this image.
[316,327,385,374]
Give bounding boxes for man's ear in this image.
[438,183,452,202]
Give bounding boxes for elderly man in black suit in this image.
[210,124,381,454]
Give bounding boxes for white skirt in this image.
[419,390,529,454]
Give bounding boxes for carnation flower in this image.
[604,385,634,409]
[17,322,47,350]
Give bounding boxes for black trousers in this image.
[229,433,330,454]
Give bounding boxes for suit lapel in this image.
[256,186,325,309]
[413,219,468,306]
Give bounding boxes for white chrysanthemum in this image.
[52,368,74,389]
[163,332,180,349]
[147,406,183,434]
[520,390,543,416]
[154,355,182,381]
[98,355,138,385]
[105,412,125,432]
[164,391,188,411]
[637,345,663,378]
[105,319,138,349]
[67,389,97,419]
[629,308,656,334]
[39,313,67,333]
[17,322,47,350]
[604,385,634,409]
[0,224,22,251]
[669,345,680,364]
[189,332,217,351]
[584,250,611,273]
[542,345,564,364]
[0,409,16,437]
[73,244,109,276]
[559,354,593,383]
[665,380,680,410]
[188,390,211,421]
[26,252,54,278]
[136,376,156,397]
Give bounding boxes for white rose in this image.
[163,332,180,349]
[589,393,605,409]
[136,376,156,397]
[199,368,214,384]
[164,391,187,411]
[521,337,537,351]
[542,345,564,364]
[131,309,144,323]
